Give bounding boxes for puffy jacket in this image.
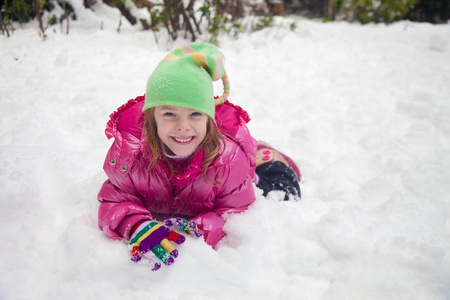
[97,95,257,246]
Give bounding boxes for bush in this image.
[2,0,33,23]
[136,0,274,44]
[335,0,416,23]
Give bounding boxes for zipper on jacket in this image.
[171,189,178,217]
[172,196,178,209]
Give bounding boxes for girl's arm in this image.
[191,146,256,246]
[97,167,152,240]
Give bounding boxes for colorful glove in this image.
[164,218,203,238]
[129,220,186,271]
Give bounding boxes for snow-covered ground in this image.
[1,3,450,299]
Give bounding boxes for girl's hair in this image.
[144,107,225,185]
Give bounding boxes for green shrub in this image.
[336,0,415,23]
[200,3,242,45]
[255,15,274,31]
[8,0,32,23]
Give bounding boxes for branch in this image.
[0,10,10,37]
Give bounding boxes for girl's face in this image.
[154,105,208,157]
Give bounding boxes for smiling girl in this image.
[97,43,300,270]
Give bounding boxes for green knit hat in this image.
[143,42,230,119]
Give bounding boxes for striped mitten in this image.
[164,218,203,238]
[129,220,185,271]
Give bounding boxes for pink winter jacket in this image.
[97,95,257,246]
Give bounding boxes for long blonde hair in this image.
[143,107,225,185]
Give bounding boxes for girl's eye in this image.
[163,112,175,117]
[191,112,203,117]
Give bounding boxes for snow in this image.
[1,5,450,299]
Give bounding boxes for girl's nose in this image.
[176,118,191,131]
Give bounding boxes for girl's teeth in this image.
[174,137,193,143]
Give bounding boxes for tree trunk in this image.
[326,0,334,20]
[33,0,46,34]
[103,0,137,25]
[63,1,70,34]
[0,11,10,37]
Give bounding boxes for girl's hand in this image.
[164,218,203,238]
[128,221,186,271]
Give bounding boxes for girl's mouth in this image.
[172,136,194,143]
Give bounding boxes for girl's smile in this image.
[154,105,208,157]
[172,136,194,143]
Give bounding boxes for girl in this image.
[97,43,300,270]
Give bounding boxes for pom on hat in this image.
[165,43,230,105]
[143,43,230,119]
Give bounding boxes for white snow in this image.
[1,5,450,299]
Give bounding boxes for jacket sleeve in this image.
[97,179,152,240]
[98,96,153,241]
[97,139,152,240]
[191,145,256,246]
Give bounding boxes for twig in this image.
[63,1,69,34]
[0,10,10,37]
